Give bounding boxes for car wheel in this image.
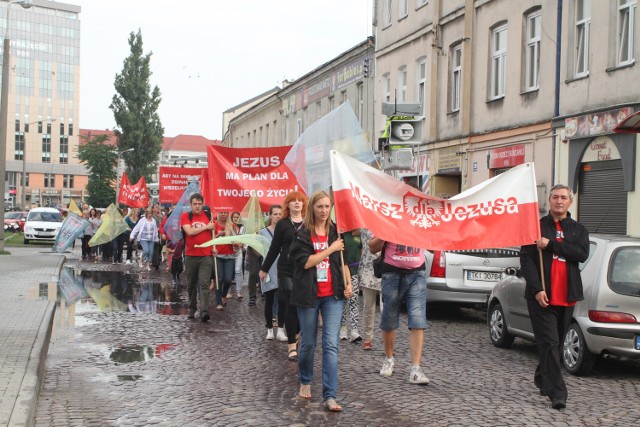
[563,323,596,376]
[23,238,29,244]
[489,303,515,348]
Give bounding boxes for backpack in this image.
[181,209,212,242]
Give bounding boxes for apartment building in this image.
[374,0,638,235]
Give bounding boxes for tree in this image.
[110,29,164,184]
[77,134,117,208]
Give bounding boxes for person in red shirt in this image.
[180,193,214,322]
[520,184,589,410]
[289,191,352,412]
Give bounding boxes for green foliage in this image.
[110,29,164,184]
[77,134,117,208]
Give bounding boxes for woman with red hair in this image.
[260,190,308,361]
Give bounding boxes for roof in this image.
[162,134,221,152]
[78,129,221,152]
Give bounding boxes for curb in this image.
[8,255,64,427]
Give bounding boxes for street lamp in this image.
[115,148,134,205]
[21,118,57,210]
[0,0,33,252]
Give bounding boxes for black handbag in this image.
[372,243,386,279]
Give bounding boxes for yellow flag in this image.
[88,204,130,247]
[68,198,82,216]
[240,195,264,235]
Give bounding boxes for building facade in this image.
[374,0,638,235]
[2,0,86,210]
[225,38,375,152]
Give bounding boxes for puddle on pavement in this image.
[110,344,177,364]
[45,266,191,343]
[117,374,144,381]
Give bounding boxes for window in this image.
[398,66,407,102]
[525,10,541,91]
[68,120,73,136]
[357,83,364,123]
[341,90,348,104]
[44,173,55,188]
[63,174,74,189]
[417,0,428,7]
[416,58,427,115]
[575,0,591,77]
[383,0,392,26]
[14,133,24,160]
[265,124,270,147]
[490,24,508,100]
[383,73,391,102]
[329,96,335,111]
[617,0,637,65]
[59,136,68,164]
[296,118,303,138]
[399,0,408,18]
[450,45,462,111]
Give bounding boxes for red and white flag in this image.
[118,172,149,208]
[330,150,540,251]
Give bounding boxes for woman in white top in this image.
[130,208,160,271]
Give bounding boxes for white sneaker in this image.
[349,329,362,342]
[380,357,395,377]
[339,326,348,340]
[409,366,430,385]
[266,328,274,340]
[125,260,131,265]
[276,328,288,342]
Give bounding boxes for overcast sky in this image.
[72,0,372,140]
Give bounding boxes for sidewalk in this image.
[0,246,64,427]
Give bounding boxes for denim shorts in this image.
[380,270,428,331]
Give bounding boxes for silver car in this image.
[488,234,640,376]
[426,248,520,307]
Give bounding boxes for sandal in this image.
[287,349,298,361]
[299,384,311,399]
[216,304,224,311]
[237,293,243,300]
[324,398,342,412]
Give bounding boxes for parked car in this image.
[23,207,63,244]
[426,247,521,307]
[488,234,640,376]
[4,211,28,232]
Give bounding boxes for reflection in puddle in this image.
[109,344,176,364]
[48,267,191,342]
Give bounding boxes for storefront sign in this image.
[397,153,430,177]
[581,137,621,162]
[564,107,633,139]
[437,147,461,174]
[489,144,525,169]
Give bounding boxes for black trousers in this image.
[278,287,299,345]
[527,299,574,401]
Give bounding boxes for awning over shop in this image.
[614,111,640,133]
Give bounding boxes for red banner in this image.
[207,145,303,212]
[158,166,204,204]
[331,151,540,251]
[118,172,149,208]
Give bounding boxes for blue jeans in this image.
[380,270,428,331]
[297,296,344,401]
[214,257,235,304]
[139,240,154,263]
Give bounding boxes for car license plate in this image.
[636,335,640,351]
[466,271,502,282]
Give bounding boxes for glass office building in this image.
[1,0,85,209]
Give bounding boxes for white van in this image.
[23,207,63,244]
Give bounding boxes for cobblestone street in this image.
[35,259,640,426]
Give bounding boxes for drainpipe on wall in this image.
[552,0,563,185]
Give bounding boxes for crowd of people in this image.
[75,183,581,412]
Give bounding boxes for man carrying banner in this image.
[368,237,430,385]
[180,193,215,322]
[520,184,589,410]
